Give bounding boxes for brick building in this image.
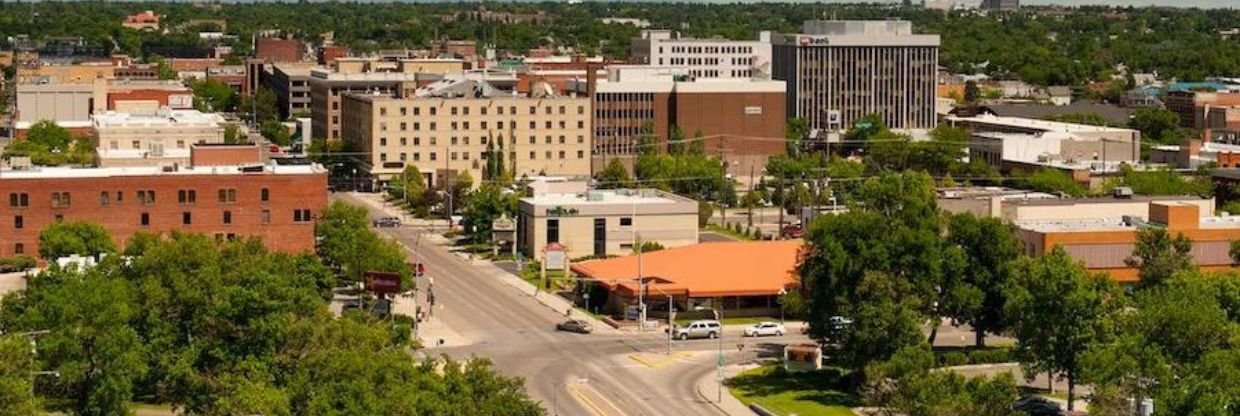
[0,158,327,258]
[309,58,457,141]
[255,37,305,63]
[571,65,786,176]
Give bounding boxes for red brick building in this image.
[256,37,304,63]
[318,45,349,65]
[0,161,327,258]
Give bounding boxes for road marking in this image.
[627,351,696,369]
[567,383,607,416]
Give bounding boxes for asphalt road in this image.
[335,193,808,416]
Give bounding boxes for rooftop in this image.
[571,241,802,298]
[1016,215,1240,233]
[522,188,692,206]
[0,163,323,179]
[948,114,1138,134]
[93,109,225,128]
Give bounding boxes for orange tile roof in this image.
[570,241,802,298]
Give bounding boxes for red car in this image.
[781,225,804,239]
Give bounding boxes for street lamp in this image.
[697,306,724,403]
[553,377,590,416]
[777,288,787,325]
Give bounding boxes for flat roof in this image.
[571,241,802,298]
[522,189,692,206]
[0,163,323,179]
[948,114,1137,134]
[93,110,225,128]
[1017,215,1240,233]
[96,148,191,159]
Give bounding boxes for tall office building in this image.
[772,21,940,132]
[981,0,1020,12]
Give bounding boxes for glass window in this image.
[547,219,560,244]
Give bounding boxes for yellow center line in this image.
[568,383,607,416]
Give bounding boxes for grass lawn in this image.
[704,224,756,241]
[727,365,859,416]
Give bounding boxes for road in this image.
[336,192,805,416]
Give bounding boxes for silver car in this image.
[670,320,721,340]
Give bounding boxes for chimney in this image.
[586,63,599,96]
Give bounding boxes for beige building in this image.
[93,109,226,167]
[517,180,700,260]
[310,58,463,142]
[339,78,592,187]
[16,63,115,84]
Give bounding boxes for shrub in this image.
[0,256,37,272]
[939,352,969,367]
[967,349,1012,365]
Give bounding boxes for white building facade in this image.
[630,30,772,80]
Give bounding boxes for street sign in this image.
[363,271,402,295]
[737,343,745,352]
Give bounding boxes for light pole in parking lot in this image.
[713,308,724,403]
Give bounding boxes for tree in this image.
[595,158,632,189]
[840,272,927,369]
[785,117,810,156]
[740,191,763,228]
[667,125,686,155]
[461,184,518,244]
[1126,227,1195,289]
[223,124,243,144]
[241,87,280,123]
[1129,108,1182,144]
[964,80,981,103]
[1023,168,1088,197]
[390,165,427,213]
[260,120,292,146]
[315,201,411,283]
[866,345,1021,416]
[0,335,37,415]
[25,120,73,152]
[947,213,1021,347]
[37,221,117,260]
[689,129,706,156]
[1005,247,1118,411]
[191,78,237,112]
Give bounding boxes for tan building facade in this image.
[518,185,700,260]
[339,80,592,186]
[93,109,226,167]
[309,58,461,141]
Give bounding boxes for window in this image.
[218,189,237,203]
[430,152,437,161]
[545,106,552,115]
[559,106,565,115]
[116,191,123,203]
[182,212,193,225]
[529,151,536,159]
[578,150,585,159]
[546,151,552,159]
[400,152,407,161]
[577,135,584,144]
[293,209,312,223]
[261,210,271,225]
[14,243,23,255]
[380,138,387,146]
[14,215,23,229]
[559,151,566,159]
[178,190,197,204]
[176,140,185,149]
[51,192,71,208]
[9,193,29,207]
[529,121,536,129]
[54,214,62,223]
[261,188,270,202]
[546,136,552,144]
[578,106,585,115]
[547,219,560,244]
[559,135,566,144]
[620,217,633,226]
[141,213,150,226]
[223,210,232,225]
[138,190,155,205]
[451,107,458,116]
[414,107,421,116]
[132,140,141,149]
[529,106,536,115]
[577,121,585,129]
[430,122,437,130]
[400,137,407,146]
[99,192,110,206]
[430,107,437,116]
[545,121,552,129]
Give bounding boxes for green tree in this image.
[1023,168,1088,197]
[740,191,763,228]
[37,221,117,260]
[315,201,411,283]
[462,184,518,244]
[260,120,292,146]
[191,78,237,112]
[241,87,280,123]
[1005,247,1118,411]
[0,335,37,415]
[1129,108,1182,144]
[785,117,810,157]
[947,213,1021,347]
[595,158,632,189]
[667,125,686,155]
[25,120,73,152]
[841,271,927,369]
[391,165,427,213]
[964,80,981,103]
[1126,227,1195,289]
[866,345,1021,416]
[223,124,243,144]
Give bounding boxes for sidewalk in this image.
[348,192,619,335]
[695,364,760,416]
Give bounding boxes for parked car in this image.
[743,322,786,337]
[821,316,853,343]
[669,320,722,340]
[781,224,804,239]
[556,319,593,334]
[1012,396,1064,416]
[372,217,401,228]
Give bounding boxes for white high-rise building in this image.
[772,21,940,132]
[630,30,772,79]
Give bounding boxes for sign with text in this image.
[363,271,402,295]
[545,206,580,217]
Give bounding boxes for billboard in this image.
[363,271,402,295]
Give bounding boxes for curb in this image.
[695,371,734,416]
